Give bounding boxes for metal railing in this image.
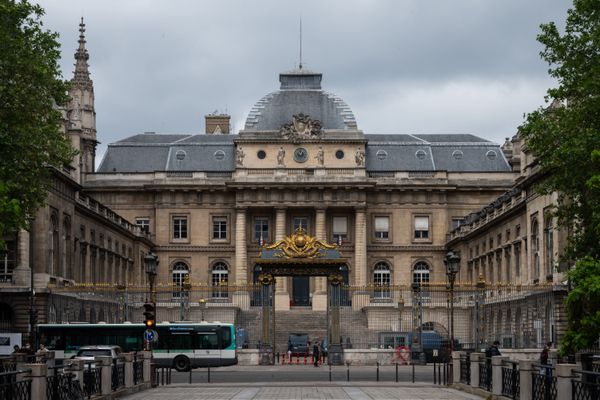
[501,360,520,399]
[46,366,82,400]
[572,369,600,400]
[0,369,31,400]
[460,353,470,385]
[479,358,491,391]
[82,362,101,399]
[111,362,125,390]
[532,364,556,400]
[152,365,172,387]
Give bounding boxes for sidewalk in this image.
[122,384,484,399]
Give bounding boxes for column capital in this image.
[354,206,367,212]
[235,206,248,212]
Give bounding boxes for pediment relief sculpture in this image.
[280,113,323,143]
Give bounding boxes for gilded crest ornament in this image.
[264,228,336,258]
[280,113,323,143]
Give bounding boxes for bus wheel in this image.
[174,356,190,372]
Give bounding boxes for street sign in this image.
[144,329,158,342]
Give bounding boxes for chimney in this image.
[205,112,230,134]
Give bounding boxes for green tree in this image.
[0,0,76,246]
[519,0,600,352]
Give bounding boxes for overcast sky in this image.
[36,0,571,168]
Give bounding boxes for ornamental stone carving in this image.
[280,113,323,143]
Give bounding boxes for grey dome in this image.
[244,69,357,131]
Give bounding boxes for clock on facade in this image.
[293,147,309,163]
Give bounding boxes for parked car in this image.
[288,333,309,356]
[73,345,123,368]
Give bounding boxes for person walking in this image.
[313,341,320,367]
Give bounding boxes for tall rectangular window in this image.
[374,216,389,239]
[212,217,228,240]
[293,217,308,231]
[135,218,150,233]
[173,216,188,239]
[451,218,464,230]
[414,216,429,239]
[333,216,348,243]
[254,218,269,242]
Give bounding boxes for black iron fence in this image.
[133,356,143,385]
[501,360,520,400]
[532,364,556,400]
[111,361,125,390]
[460,353,470,385]
[572,369,600,400]
[82,362,101,399]
[479,358,491,391]
[46,366,83,400]
[0,369,31,400]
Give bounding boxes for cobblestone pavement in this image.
[123,384,484,399]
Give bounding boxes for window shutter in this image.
[333,217,348,234]
[415,216,429,230]
[375,217,389,231]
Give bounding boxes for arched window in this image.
[172,262,189,298]
[211,262,229,299]
[532,218,540,280]
[545,217,554,277]
[373,262,391,299]
[412,262,430,285]
[48,304,57,323]
[49,214,59,276]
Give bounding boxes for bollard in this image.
[395,363,398,382]
[376,361,380,382]
[304,354,307,365]
[412,361,415,383]
[189,367,192,384]
[346,362,350,382]
[434,362,437,384]
[276,352,279,364]
[207,365,211,383]
[296,354,300,365]
[329,364,332,382]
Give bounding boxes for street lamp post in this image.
[444,250,461,383]
[144,251,158,304]
[411,282,425,364]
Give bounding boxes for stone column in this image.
[470,352,482,389]
[313,208,327,311]
[96,355,113,395]
[556,363,576,400]
[274,208,290,311]
[232,208,250,310]
[122,353,134,388]
[492,356,508,395]
[452,351,464,384]
[518,360,533,400]
[25,363,47,400]
[141,351,152,384]
[352,208,369,310]
[12,229,31,286]
[66,358,85,391]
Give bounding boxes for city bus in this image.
[37,322,237,371]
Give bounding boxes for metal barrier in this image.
[0,369,32,400]
[479,358,491,391]
[501,360,519,400]
[532,364,556,400]
[433,361,448,385]
[459,353,470,385]
[111,361,125,390]
[152,365,172,387]
[46,366,82,400]
[572,369,600,400]
[83,362,101,399]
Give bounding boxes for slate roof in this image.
[98,132,510,173]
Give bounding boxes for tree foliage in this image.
[0,0,76,246]
[519,0,600,352]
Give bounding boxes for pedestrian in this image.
[12,345,20,354]
[485,340,501,358]
[287,339,293,360]
[39,344,48,353]
[313,341,320,367]
[540,341,551,365]
[22,343,35,355]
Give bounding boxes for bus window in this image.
[197,333,218,350]
[169,333,192,350]
[220,327,231,349]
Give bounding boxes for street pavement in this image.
[123,365,483,399]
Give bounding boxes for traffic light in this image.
[143,302,156,328]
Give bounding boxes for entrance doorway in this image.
[292,276,310,306]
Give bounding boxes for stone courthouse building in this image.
[1,21,566,350]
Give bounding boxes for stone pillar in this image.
[274,208,290,311]
[519,360,533,400]
[25,363,47,400]
[37,350,55,368]
[12,229,31,286]
[96,355,113,395]
[452,351,464,384]
[235,208,248,284]
[141,351,152,383]
[352,208,369,310]
[470,352,482,389]
[313,208,327,311]
[556,363,576,400]
[122,352,134,388]
[14,352,29,371]
[492,356,508,395]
